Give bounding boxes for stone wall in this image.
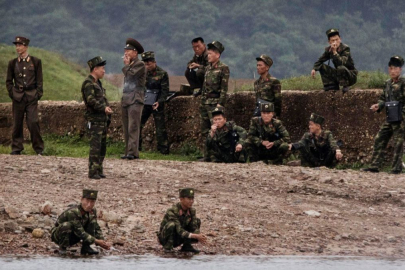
[0,90,389,163]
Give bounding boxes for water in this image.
[1,255,404,270]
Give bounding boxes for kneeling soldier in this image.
[206,106,247,163]
[158,188,207,253]
[289,113,343,168]
[246,103,290,164]
[51,189,111,255]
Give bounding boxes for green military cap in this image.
[207,40,225,54]
[326,28,339,38]
[212,105,225,116]
[256,54,273,68]
[124,38,144,53]
[260,102,274,113]
[82,189,98,200]
[388,55,404,67]
[13,36,30,46]
[141,51,155,62]
[87,56,106,69]
[309,113,325,125]
[179,188,194,198]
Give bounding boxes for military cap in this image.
[82,189,98,200]
[212,106,225,116]
[179,188,194,198]
[326,28,339,38]
[13,36,30,46]
[260,102,274,113]
[141,51,155,62]
[388,55,404,67]
[124,38,144,53]
[309,113,325,125]
[207,40,225,54]
[256,54,273,68]
[87,56,106,69]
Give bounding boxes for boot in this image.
[58,246,67,255]
[323,84,339,91]
[361,167,379,173]
[180,243,200,253]
[81,244,99,255]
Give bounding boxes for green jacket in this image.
[254,74,282,116]
[159,203,200,239]
[247,117,290,147]
[292,130,338,152]
[206,121,247,150]
[377,77,405,116]
[81,75,109,122]
[313,43,357,72]
[202,60,230,106]
[146,65,169,104]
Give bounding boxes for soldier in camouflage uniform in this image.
[139,51,169,154]
[246,103,290,164]
[200,41,230,161]
[311,28,358,93]
[253,55,282,117]
[158,188,207,253]
[51,189,111,255]
[362,56,405,174]
[206,106,247,163]
[289,113,343,168]
[81,56,113,179]
[185,37,209,95]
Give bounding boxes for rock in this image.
[4,221,18,232]
[41,201,53,215]
[319,176,333,184]
[5,206,20,219]
[304,210,321,217]
[0,222,4,232]
[334,235,342,241]
[387,236,396,243]
[271,233,280,238]
[32,228,45,238]
[15,230,22,234]
[41,169,51,174]
[101,211,123,224]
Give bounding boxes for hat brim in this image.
[207,43,221,53]
[96,60,107,67]
[142,57,155,62]
[256,57,270,66]
[13,42,26,45]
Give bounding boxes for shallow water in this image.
[1,255,405,270]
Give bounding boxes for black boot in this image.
[361,167,379,173]
[180,243,200,253]
[323,84,339,91]
[81,244,99,255]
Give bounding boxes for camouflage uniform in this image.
[185,49,208,89]
[254,74,282,117]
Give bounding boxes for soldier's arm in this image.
[35,58,43,99]
[123,61,146,77]
[377,82,388,112]
[274,122,291,146]
[6,60,15,98]
[83,82,107,112]
[64,209,97,245]
[166,209,192,239]
[93,210,104,240]
[332,46,350,67]
[247,119,262,147]
[189,209,201,234]
[313,49,330,71]
[235,125,247,146]
[327,131,338,151]
[218,66,230,106]
[291,133,307,150]
[158,71,169,104]
[272,80,282,116]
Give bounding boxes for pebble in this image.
[304,210,321,217]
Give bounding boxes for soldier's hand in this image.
[189,63,199,69]
[336,150,343,160]
[370,104,379,112]
[193,233,208,244]
[331,42,338,53]
[288,144,293,151]
[235,144,242,152]
[152,102,159,110]
[267,142,274,149]
[95,239,111,250]
[262,140,270,147]
[216,104,221,108]
[105,107,113,115]
[311,69,316,78]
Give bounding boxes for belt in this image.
[205,93,220,98]
[17,85,36,91]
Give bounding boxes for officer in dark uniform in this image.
[185,37,209,95]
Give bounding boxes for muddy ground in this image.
[1,154,405,257]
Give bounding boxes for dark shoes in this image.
[120,155,128,159]
[323,84,340,91]
[10,151,21,155]
[342,86,350,93]
[89,174,101,180]
[180,243,200,253]
[121,155,138,160]
[81,245,99,255]
[361,168,379,173]
[58,247,67,255]
[99,173,106,178]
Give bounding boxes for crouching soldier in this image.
[206,106,247,163]
[51,189,111,255]
[289,113,343,168]
[246,103,290,164]
[158,188,207,253]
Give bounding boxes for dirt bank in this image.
[1,154,405,257]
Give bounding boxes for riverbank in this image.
[0,154,404,257]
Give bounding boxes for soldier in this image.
[206,106,247,163]
[6,36,44,155]
[51,189,111,255]
[121,38,146,160]
[185,37,209,96]
[246,103,290,164]
[81,56,113,179]
[200,41,230,161]
[158,188,207,253]
[253,55,282,117]
[289,113,343,168]
[311,28,357,93]
[139,51,169,154]
[362,56,405,174]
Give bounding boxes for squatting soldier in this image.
[253,55,282,117]
[200,41,230,161]
[51,189,111,255]
[289,113,343,168]
[121,38,146,160]
[246,103,290,164]
[81,56,113,179]
[158,188,207,253]
[206,106,247,163]
[311,28,358,93]
[6,36,44,155]
[362,56,405,174]
[139,51,169,154]
[185,37,208,96]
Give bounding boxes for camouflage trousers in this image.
[140,104,169,154]
[51,221,97,248]
[200,103,218,159]
[319,64,357,87]
[299,147,337,168]
[185,68,205,89]
[370,121,405,173]
[157,219,201,249]
[88,121,109,177]
[246,142,289,164]
[207,143,247,163]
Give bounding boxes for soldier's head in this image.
[13,36,30,56]
[388,55,404,80]
[179,188,194,210]
[326,28,341,48]
[256,55,273,76]
[141,51,157,72]
[309,113,324,134]
[88,56,106,79]
[260,103,275,123]
[212,106,227,128]
[207,41,224,64]
[124,38,144,60]
[191,37,206,56]
[81,189,98,212]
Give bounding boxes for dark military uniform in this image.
[121,38,146,159]
[81,57,110,178]
[6,36,44,154]
[313,29,357,90]
[246,103,290,164]
[185,48,208,90]
[139,51,169,154]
